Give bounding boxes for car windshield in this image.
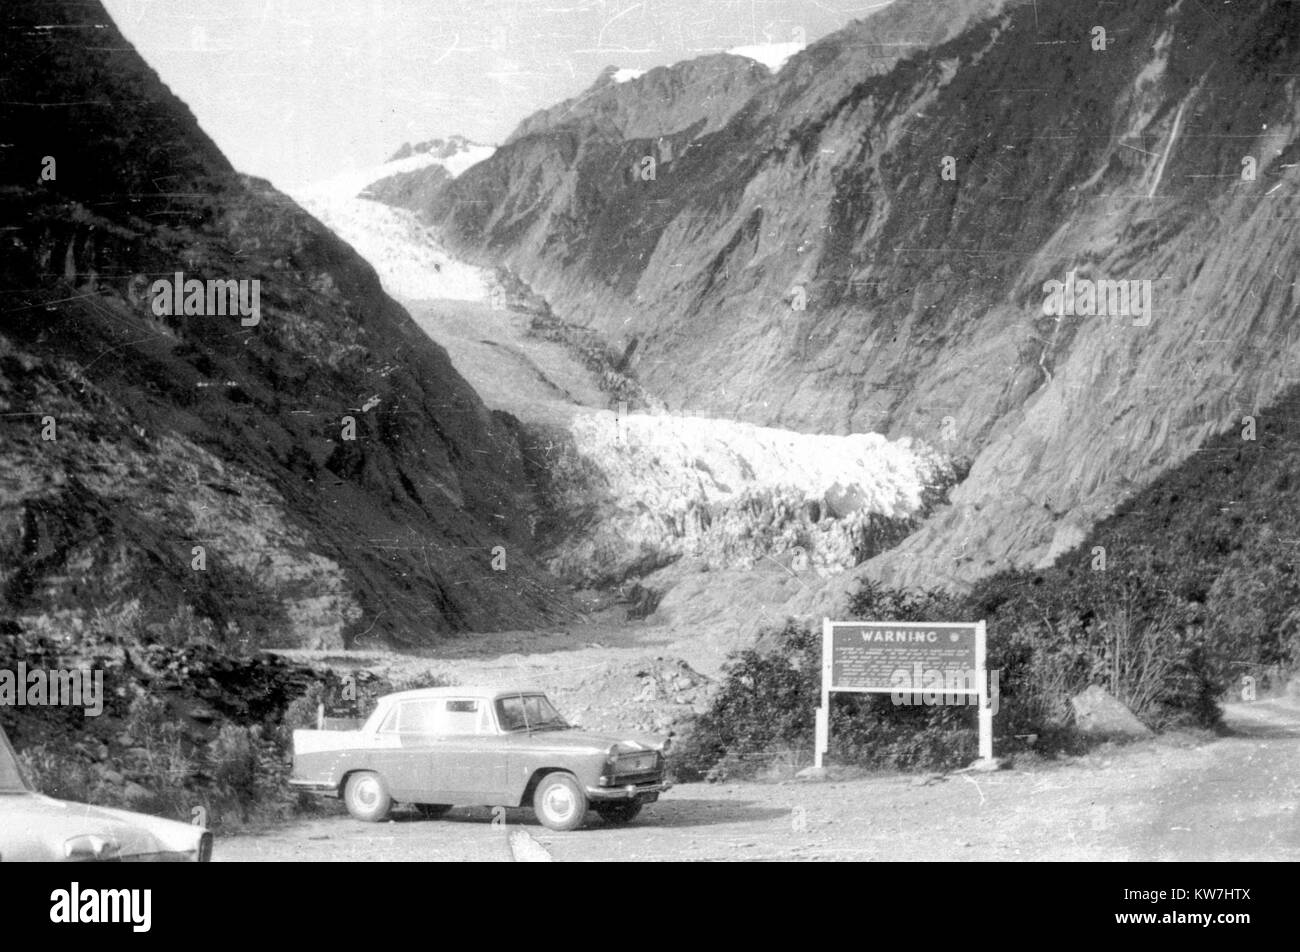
[495,694,569,732]
[0,728,32,793]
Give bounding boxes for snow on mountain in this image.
[724,41,805,73]
[297,138,495,206]
[611,67,646,84]
[291,191,491,302]
[288,139,496,302]
[437,142,497,178]
[300,153,448,206]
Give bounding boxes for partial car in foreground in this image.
[0,725,212,862]
[291,687,671,830]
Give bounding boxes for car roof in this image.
[380,686,546,703]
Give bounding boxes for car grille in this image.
[614,751,661,781]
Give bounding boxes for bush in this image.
[283,683,325,731]
[125,692,174,746]
[17,745,102,804]
[390,670,456,692]
[208,725,258,821]
[674,557,1246,780]
[673,616,978,782]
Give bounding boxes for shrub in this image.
[124,692,174,746]
[208,724,258,820]
[675,557,1244,780]
[17,745,101,803]
[283,683,325,731]
[389,670,456,692]
[674,617,978,782]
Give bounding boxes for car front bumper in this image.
[289,778,339,796]
[585,780,671,803]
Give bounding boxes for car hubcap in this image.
[545,785,574,819]
[357,779,378,807]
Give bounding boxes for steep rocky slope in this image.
[0,0,567,648]
[381,0,1300,598]
[504,56,774,145]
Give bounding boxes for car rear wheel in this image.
[594,801,642,825]
[533,773,587,831]
[343,771,392,822]
[414,803,453,819]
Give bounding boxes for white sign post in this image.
[817,618,993,768]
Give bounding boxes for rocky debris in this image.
[131,643,323,723]
[538,658,716,738]
[0,630,350,827]
[621,584,662,621]
[1070,686,1153,740]
[525,307,655,409]
[96,766,126,787]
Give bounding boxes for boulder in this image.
[1070,685,1153,739]
[95,765,125,786]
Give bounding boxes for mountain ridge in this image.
[371,0,1300,600]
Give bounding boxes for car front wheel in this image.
[343,771,392,822]
[594,801,642,825]
[533,773,587,831]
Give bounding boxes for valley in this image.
[286,168,956,718]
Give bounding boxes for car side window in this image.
[439,699,480,735]
[396,700,438,734]
[497,695,526,731]
[377,705,400,733]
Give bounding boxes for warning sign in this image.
[829,623,978,692]
[816,619,993,766]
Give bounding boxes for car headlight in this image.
[65,834,117,861]
[599,748,619,786]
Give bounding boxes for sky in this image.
[101,0,892,192]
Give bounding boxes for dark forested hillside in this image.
[0,0,569,648]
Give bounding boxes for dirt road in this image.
[217,696,1300,862]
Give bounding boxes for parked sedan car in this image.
[0,725,213,862]
[291,687,671,831]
